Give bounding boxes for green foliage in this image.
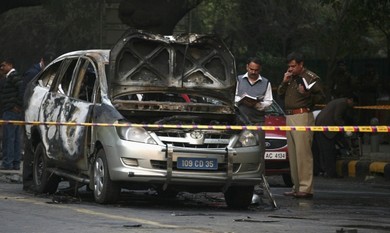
[188,0,388,85]
[0,0,103,71]
[42,0,101,54]
[348,0,389,58]
[0,6,56,69]
[0,0,387,79]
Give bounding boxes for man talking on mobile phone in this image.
[277,52,326,198]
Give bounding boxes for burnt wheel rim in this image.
[94,157,104,197]
[35,153,44,186]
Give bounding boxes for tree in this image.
[188,0,388,87]
[0,0,387,81]
[0,0,205,70]
[189,0,326,83]
[0,6,55,70]
[119,0,203,34]
[347,0,390,58]
[42,0,101,54]
[1,0,204,35]
[348,0,390,72]
[0,0,102,70]
[0,0,42,14]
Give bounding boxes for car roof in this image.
[53,50,110,64]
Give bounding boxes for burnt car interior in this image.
[109,32,242,128]
[113,93,236,125]
[72,61,96,102]
[56,59,78,95]
[109,32,236,103]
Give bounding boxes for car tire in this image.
[33,143,60,194]
[224,186,254,209]
[93,149,120,204]
[22,138,34,191]
[282,173,293,187]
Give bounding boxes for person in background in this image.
[235,57,273,201]
[21,52,55,96]
[0,71,5,159]
[21,52,55,190]
[0,58,23,170]
[277,52,326,198]
[313,94,357,178]
[329,61,355,100]
[236,57,273,156]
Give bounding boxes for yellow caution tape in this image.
[315,104,390,110]
[1,120,390,132]
[354,105,390,110]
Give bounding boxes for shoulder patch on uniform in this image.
[304,70,320,81]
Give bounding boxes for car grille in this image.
[265,138,287,149]
[151,131,240,172]
[155,131,231,148]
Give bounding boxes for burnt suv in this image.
[23,30,263,209]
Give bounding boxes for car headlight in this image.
[116,126,157,144]
[235,130,258,147]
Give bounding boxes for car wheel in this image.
[33,143,60,194]
[22,139,34,191]
[282,173,293,187]
[93,149,120,204]
[224,186,254,209]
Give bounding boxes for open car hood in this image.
[109,30,237,105]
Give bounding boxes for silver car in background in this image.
[23,30,263,209]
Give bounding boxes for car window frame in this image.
[50,58,79,96]
[69,57,98,103]
[36,60,63,89]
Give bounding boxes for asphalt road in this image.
[0,174,389,233]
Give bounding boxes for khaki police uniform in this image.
[277,68,325,194]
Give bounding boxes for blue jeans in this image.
[2,111,22,169]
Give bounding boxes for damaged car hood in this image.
[109,30,237,105]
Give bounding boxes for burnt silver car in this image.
[23,30,263,209]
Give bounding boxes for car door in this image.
[56,57,97,171]
[39,58,79,164]
[25,59,62,158]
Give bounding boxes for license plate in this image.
[177,157,218,170]
[265,151,286,160]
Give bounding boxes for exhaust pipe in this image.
[47,168,90,184]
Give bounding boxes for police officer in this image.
[277,52,326,198]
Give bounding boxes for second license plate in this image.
[264,151,286,160]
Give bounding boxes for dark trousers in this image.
[313,132,339,177]
[2,111,22,169]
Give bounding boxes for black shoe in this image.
[12,166,20,170]
[283,191,296,196]
[293,192,313,198]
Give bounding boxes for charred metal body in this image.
[23,30,263,209]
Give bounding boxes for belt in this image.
[285,108,310,115]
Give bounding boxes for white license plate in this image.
[264,151,286,160]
